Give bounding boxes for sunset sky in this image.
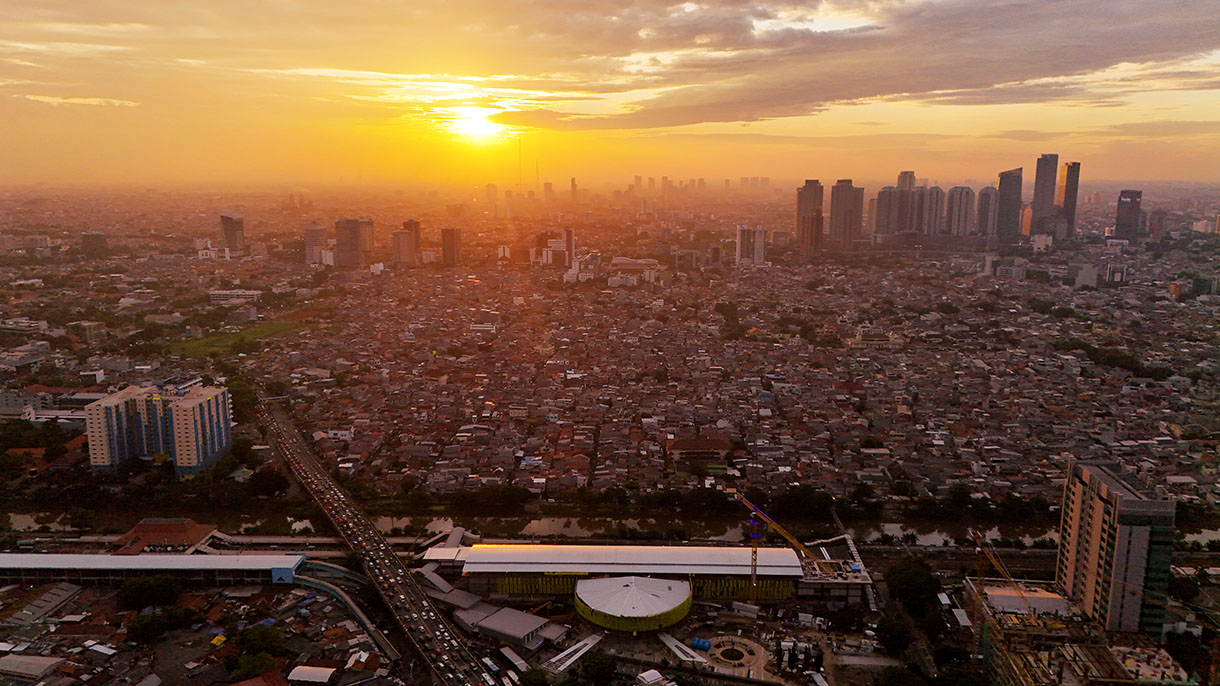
[3,0,1220,188]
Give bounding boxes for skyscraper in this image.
[977,186,999,236]
[303,222,326,264]
[1032,153,1059,229]
[392,219,421,267]
[829,179,864,248]
[945,186,975,235]
[1114,190,1143,241]
[1056,161,1081,236]
[334,218,374,268]
[570,177,578,201]
[996,168,1023,244]
[1056,460,1174,634]
[896,170,916,191]
[795,179,824,256]
[220,214,245,253]
[734,225,767,265]
[441,227,461,267]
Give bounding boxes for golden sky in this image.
[2,0,1220,188]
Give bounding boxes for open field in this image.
[168,320,307,357]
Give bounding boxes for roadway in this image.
[258,398,493,686]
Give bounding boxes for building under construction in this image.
[965,579,1194,686]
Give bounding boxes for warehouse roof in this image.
[459,544,802,577]
[0,553,304,571]
[576,576,690,618]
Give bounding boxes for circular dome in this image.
[575,576,692,632]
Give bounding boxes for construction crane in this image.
[728,489,836,579]
[970,529,1033,614]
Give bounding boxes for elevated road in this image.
[258,398,490,686]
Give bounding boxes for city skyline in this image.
[1,1,1219,187]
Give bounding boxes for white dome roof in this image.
[575,576,690,618]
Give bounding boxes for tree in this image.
[520,669,550,686]
[230,653,277,680]
[877,667,927,686]
[248,467,290,497]
[876,614,913,655]
[577,651,618,686]
[238,625,285,655]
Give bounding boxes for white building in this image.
[208,289,261,305]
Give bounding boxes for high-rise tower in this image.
[1114,190,1143,241]
[1056,162,1081,237]
[1032,153,1059,230]
[977,186,999,236]
[945,187,975,235]
[996,168,1023,244]
[334,218,374,268]
[795,180,824,256]
[303,222,326,264]
[220,214,245,253]
[441,227,461,266]
[1057,460,1174,634]
[829,180,864,249]
[392,219,422,266]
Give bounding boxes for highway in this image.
[258,398,492,686]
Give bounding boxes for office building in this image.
[392,220,422,267]
[996,168,1023,244]
[795,179,824,256]
[1032,153,1059,230]
[86,385,232,476]
[334,218,374,268]
[303,222,326,264]
[1056,460,1174,634]
[828,179,864,248]
[1056,161,1081,236]
[945,186,975,235]
[977,186,999,236]
[734,225,767,265]
[220,215,245,253]
[896,170,916,191]
[441,227,461,267]
[570,178,577,201]
[1114,190,1143,241]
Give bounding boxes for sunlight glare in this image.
[447,106,509,139]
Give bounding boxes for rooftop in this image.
[576,576,691,618]
[0,553,304,571]
[458,544,803,577]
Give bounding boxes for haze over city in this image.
[4,2,1220,686]
[2,0,1220,188]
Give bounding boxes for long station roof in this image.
[0,554,304,571]
[453,544,803,577]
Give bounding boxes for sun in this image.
[447,106,509,139]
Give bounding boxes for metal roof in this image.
[0,553,304,571]
[461,544,802,577]
[576,576,690,618]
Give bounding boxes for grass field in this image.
[169,320,307,357]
